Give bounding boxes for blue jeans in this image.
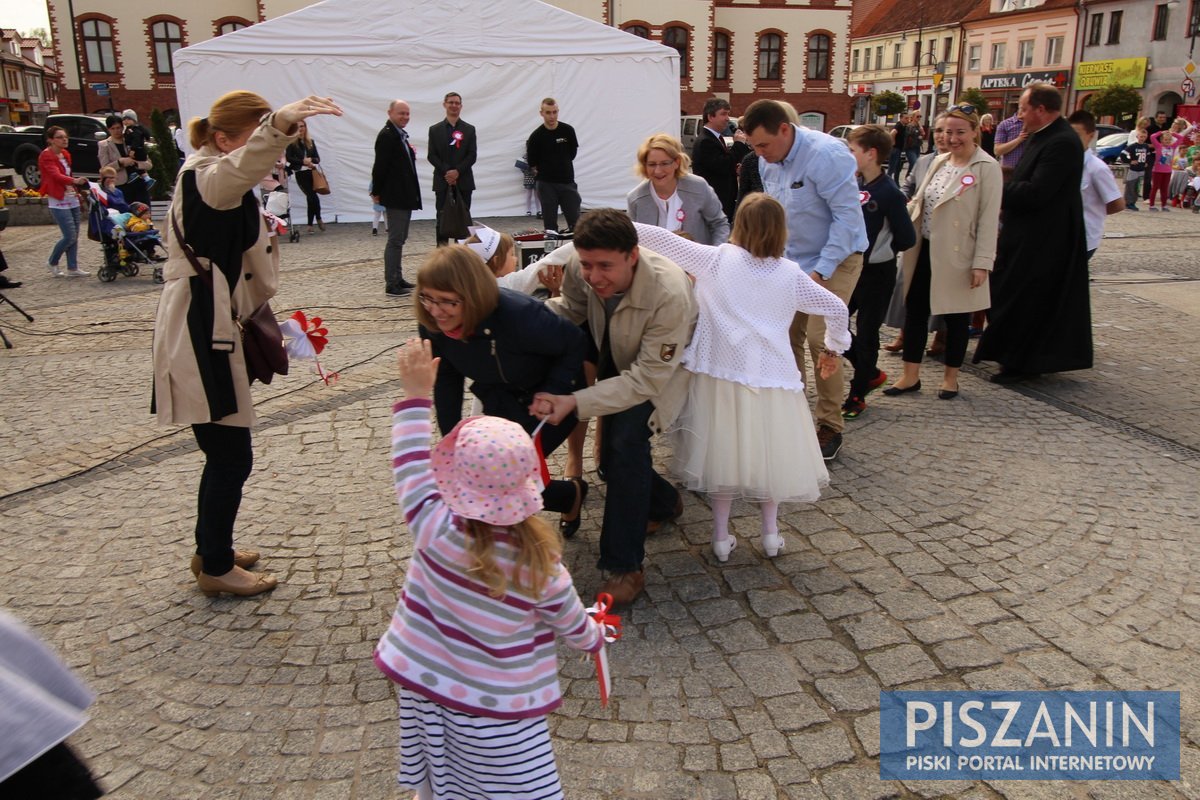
[49,205,81,270]
[597,400,680,573]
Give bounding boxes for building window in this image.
[663,27,689,77]
[852,48,859,72]
[758,33,781,80]
[990,42,1006,69]
[863,47,871,71]
[218,21,246,35]
[623,25,649,38]
[4,70,17,91]
[80,18,116,73]
[1190,0,1200,37]
[151,20,184,75]
[1017,40,1034,67]
[913,41,922,65]
[807,34,830,80]
[713,32,729,81]
[1107,10,1123,43]
[894,43,902,68]
[875,46,883,70]
[1045,36,1063,64]
[1153,4,1169,40]
[943,36,953,62]
[968,44,981,71]
[1088,13,1104,45]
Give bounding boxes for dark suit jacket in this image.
[691,127,750,220]
[371,122,422,210]
[428,118,477,193]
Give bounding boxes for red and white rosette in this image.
[675,207,687,224]
[957,173,976,196]
[859,189,871,206]
[452,130,464,148]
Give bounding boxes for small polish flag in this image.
[88,181,109,207]
[531,419,552,491]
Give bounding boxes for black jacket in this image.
[371,122,422,210]
[422,290,586,443]
[692,128,750,220]
[285,139,320,173]
[428,118,477,193]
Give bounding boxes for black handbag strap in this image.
[170,212,214,292]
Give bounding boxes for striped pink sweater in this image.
[374,399,603,719]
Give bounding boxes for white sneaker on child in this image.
[712,536,736,563]
[760,531,785,558]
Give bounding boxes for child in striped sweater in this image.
[376,338,603,800]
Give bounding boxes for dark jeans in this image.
[434,186,472,245]
[537,181,581,232]
[596,401,679,573]
[847,258,896,398]
[902,241,970,369]
[192,423,253,576]
[887,149,903,182]
[118,178,150,207]
[904,147,921,177]
[1124,174,1143,207]
[384,208,413,292]
[295,169,322,226]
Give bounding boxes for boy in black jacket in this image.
[843,125,917,419]
[1118,130,1152,211]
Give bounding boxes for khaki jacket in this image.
[902,148,1002,315]
[97,137,151,186]
[547,247,697,433]
[152,117,296,427]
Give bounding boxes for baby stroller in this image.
[87,199,167,283]
[261,160,300,243]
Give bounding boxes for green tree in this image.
[872,90,907,118]
[146,109,179,201]
[1084,84,1143,128]
[957,88,990,116]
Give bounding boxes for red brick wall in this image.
[57,86,180,117]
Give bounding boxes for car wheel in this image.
[19,159,41,189]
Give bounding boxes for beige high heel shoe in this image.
[190,550,261,577]
[196,565,278,597]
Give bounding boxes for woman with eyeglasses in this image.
[883,103,1001,401]
[39,126,92,278]
[626,133,729,245]
[416,245,590,537]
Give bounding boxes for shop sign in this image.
[980,70,1071,90]
[1074,58,1147,90]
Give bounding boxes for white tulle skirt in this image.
[671,372,830,503]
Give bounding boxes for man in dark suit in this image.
[371,99,422,296]
[428,92,477,246]
[691,98,751,221]
[975,82,1091,382]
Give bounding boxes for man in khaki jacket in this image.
[534,209,697,606]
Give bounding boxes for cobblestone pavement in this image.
[0,209,1197,800]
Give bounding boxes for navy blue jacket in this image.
[422,290,586,448]
[859,172,916,264]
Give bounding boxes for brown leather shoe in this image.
[190,550,261,577]
[646,493,684,535]
[599,570,645,606]
[196,565,278,597]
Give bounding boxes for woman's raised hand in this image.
[274,96,342,133]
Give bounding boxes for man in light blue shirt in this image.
[741,100,868,462]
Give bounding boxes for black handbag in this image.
[437,185,472,241]
[170,213,288,384]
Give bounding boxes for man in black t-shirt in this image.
[526,98,581,233]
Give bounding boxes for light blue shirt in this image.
[759,124,868,278]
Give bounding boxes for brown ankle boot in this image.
[196,565,278,597]
[190,550,261,577]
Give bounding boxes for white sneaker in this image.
[47,262,62,277]
[64,268,91,277]
[761,531,785,558]
[712,536,737,563]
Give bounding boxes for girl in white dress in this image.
[631,194,851,562]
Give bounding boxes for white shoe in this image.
[47,262,62,277]
[761,531,785,558]
[64,268,91,277]
[712,536,736,563]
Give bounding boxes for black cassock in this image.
[974,115,1092,375]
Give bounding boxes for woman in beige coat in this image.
[153,90,341,597]
[884,104,1001,400]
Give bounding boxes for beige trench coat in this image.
[547,247,698,434]
[152,117,297,427]
[902,148,1003,315]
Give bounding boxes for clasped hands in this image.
[529,393,576,425]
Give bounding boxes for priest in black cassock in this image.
[974,82,1092,383]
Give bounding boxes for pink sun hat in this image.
[431,415,544,526]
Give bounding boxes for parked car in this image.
[0,114,108,189]
[1096,124,1125,141]
[1096,132,1131,163]
[680,115,738,152]
[827,124,860,143]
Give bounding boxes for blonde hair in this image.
[463,516,562,600]
[635,134,691,180]
[297,120,313,149]
[414,245,500,337]
[99,165,118,180]
[464,231,516,276]
[730,193,787,259]
[188,90,272,151]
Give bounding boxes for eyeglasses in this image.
[645,160,676,170]
[948,104,979,116]
[418,293,462,311]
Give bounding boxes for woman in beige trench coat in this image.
[884,104,1002,400]
[152,91,340,598]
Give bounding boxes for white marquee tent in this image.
[173,0,680,223]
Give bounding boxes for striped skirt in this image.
[397,688,565,800]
